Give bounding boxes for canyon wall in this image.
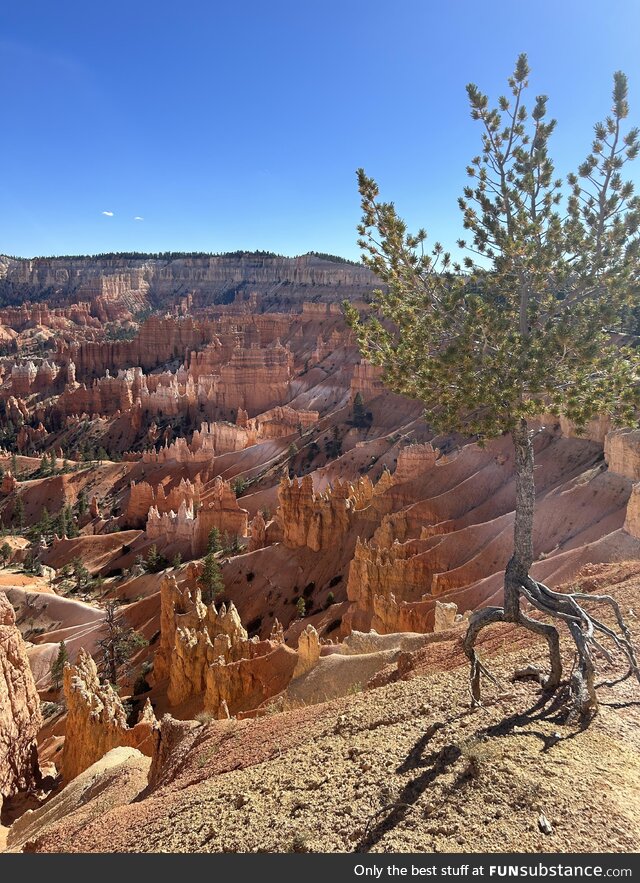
[145,477,249,557]
[277,472,391,552]
[0,254,379,318]
[126,478,199,528]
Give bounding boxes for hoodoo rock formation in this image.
[145,476,249,557]
[153,572,297,717]
[62,648,157,781]
[0,592,42,810]
[126,478,199,528]
[605,428,640,480]
[277,472,391,552]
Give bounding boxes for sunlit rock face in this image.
[153,572,297,717]
[0,591,42,808]
[62,648,156,782]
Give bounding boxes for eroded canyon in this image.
[0,253,639,852]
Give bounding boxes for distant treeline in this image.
[14,250,363,266]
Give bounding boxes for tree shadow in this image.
[598,700,640,709]
[355,688,596,852]
[480,688,593,751]
[356,738,462,853]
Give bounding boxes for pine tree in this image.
[0,542,11,568]
[199,552,224,605]
[351,392,370,428]
[207,527,221,553]
[98,600,148,685]
[145,543,166,573]
[65,504,79,537]
[76,489,87,519]
[56,507,67,538]
[296,597,306,619]
[345,56,640,716]
[50,640,68,691]
[232,477,246,496]
[14,496,24,531]
[71,557,91,593]
[37,508,52,544]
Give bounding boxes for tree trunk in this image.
[464,417,562,703]
[463,418,639,715]
[504,418,535,621]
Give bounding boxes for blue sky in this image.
[2,0,640,260]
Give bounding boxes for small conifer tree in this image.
[50,640,68,691]
[199,552,224,605]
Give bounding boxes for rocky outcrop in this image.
[624,482,640,538]
[146,501,199,554]
[205,640,297,719]
[1,470,18,495]
[0,591,42,808]
[62,648,157,781]
[248,511,267,552]
[350,360,385,400]
[153,572,297,717]
[312,328,352,363]
[433,600,468,632]
[191,420,254,455]
[145,476,248,558]
[393,443,439,484]
[605,428,640,480]
[16,422,48,452]
[301,301,347,319]
[60,316,219,379]
[540,413,612,445]
[126,478,199,528]
[194,476,249,550]
[204,340,294,417]
[292,625,321,678]
[277,474,387,552]
[342,538,435,634]
[249,405,319,438]
[141,435,210,464]
[10,361,37,395]
[0,300,98,333]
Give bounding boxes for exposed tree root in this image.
[463,569,640,719]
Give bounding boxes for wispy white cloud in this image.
[101,210,114,217]
[134,216,144,221]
